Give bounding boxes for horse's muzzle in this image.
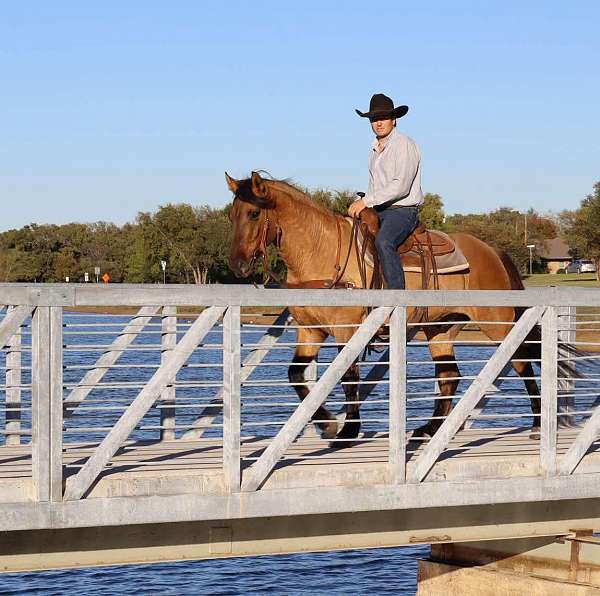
[231,258,252,278]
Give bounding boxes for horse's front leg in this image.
[335,356,361,441]
[331,326,363,442]
[288,328,338,439]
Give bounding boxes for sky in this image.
[1,1,599,230]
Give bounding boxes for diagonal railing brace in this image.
[64,306,161,417]
[64,306,225,500]
[242,306,393,492]
[0,305,34,349]
[181,309,292,440]
[408,306,544,483]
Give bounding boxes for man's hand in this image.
[348,198,366,218]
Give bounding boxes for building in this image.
[537,237,572,274]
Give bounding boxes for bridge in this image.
[1,284,600,592]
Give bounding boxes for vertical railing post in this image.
[160,306,177,441]
[223,305,241,492]
[540,306,558,476]
[6,306,22,445]
[389,306,407,483]
[32,306,63,501]
[49,306,63,501]
[557,305,576,426]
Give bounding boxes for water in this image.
[0,546,429,595]
[1,311,595,594]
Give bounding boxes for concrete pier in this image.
[418,535,600,595]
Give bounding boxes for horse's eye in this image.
[249,210,260,220]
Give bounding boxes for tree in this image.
[0,248,18,282]
[419,193,445,230]
[446,207,558,273]
[562,181,600,280]
[127,204,232,284]
[307,188,355,215]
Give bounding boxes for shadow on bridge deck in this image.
[1,427,598,502]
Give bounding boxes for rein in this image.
[285,216,382,290]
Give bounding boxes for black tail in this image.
[494,247,583,379]
[520,315,584,379]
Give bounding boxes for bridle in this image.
[250,206,283,285]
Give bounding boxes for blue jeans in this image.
[374,206,419,290]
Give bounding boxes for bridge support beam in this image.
[418,533,600,595]
[0,500,599,574]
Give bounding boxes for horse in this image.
[225,170,562,441]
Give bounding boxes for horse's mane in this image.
[236,174,335,218]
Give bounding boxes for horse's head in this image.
[225,171,278,277]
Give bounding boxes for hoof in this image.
[529,425,540,440]
[318,420,338,440]
[412,424,438,439]
[335,420,361,441]
[558,419,582,430]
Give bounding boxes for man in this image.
[348,93,424,289]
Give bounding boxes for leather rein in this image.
[285,215,381,290]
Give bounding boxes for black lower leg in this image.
[414,362,459,438]
[288,353,337,438]
[335,363,361,440]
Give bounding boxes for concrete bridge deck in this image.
[1,427,599,502]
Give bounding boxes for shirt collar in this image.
[371,127,397,152]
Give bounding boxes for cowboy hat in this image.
[355,93,408,121]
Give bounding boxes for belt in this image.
[375,203,417,212]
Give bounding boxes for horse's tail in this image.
[494,247,525,290]
[494,247,583,378]
[522,323,583,379]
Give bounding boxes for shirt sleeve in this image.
[363,137,420,208]
[367,150,375,196]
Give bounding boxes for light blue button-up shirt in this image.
[364,128,424,208]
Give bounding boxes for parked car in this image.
[566,259,597,274]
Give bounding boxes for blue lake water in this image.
[0,545,429,595]
[0,311,595,594]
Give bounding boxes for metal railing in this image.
[0,283,599,503]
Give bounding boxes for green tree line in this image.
[0,181,597,283]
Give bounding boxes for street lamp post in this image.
[160,260,167,284]
[527,244,535,276]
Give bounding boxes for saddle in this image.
[356,208,469,280]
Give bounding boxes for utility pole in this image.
[524,213,528,245]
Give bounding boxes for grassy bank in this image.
[522,273,600,288]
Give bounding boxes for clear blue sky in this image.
[1,1,598,230]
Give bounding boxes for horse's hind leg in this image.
[477,313,540,433]
[512,349,541,434]
[288,327,338,439]
[412,325,463,438]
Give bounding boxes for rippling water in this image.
[0,545,429,595]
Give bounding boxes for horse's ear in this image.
[251,171,275,208]
[251,171,268,198]
[225,172,239,194]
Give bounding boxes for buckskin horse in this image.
[226,171,573,441]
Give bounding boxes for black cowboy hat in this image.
[355,93,409,121]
